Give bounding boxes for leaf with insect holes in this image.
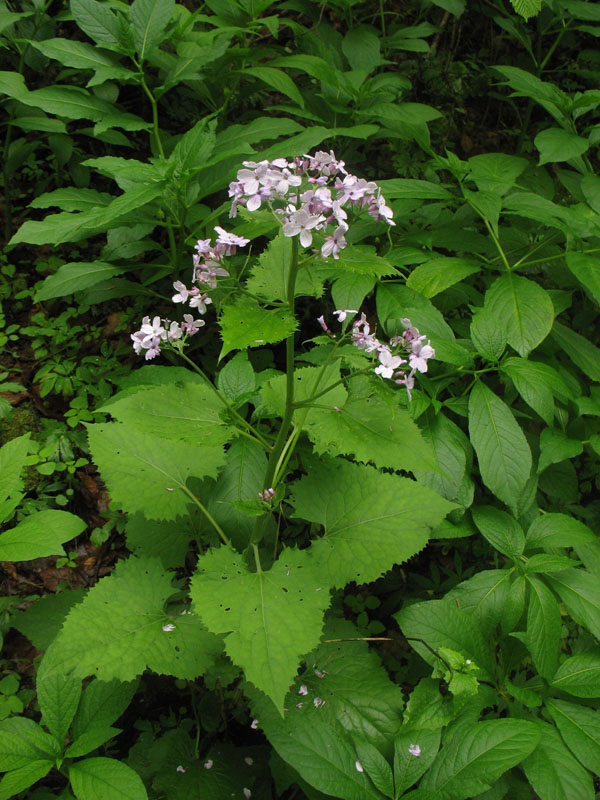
[87,423,226,520]
[190,546,330,714]
[39,557,222,682]
[290,458,455,589]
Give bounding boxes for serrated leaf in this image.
[468,382,532,514]
[125,513,195,568]
[261,364,347,420]
[190,546,330,713]
[246,232,324,301]
[35,262,127,301]
[510,0,542,20]
[69,757,148,800]
[471,506,525,558]
[526,513,597,550]
[130,0,174,60]
[37,667,82,745]
[538,429,583,473]
[217,352,255,405]
[219,296,297,358]
[304,392,438,474]
[87,423,226,520]
[0,510,86,561]
[564,252,600,305]
[547,569,600,640]
[470,307,507,362]
[72,678,138,739]
[546,699,600,775]
[522,721,594,800]
[535,128,589,165]
[526,575,561,679]
[100,382,232,447]
[406,257,480,298]
[0,760,53,800]
[0,717,60,771]
[551,652,600,698]
[419,719,539,798]
[551,321,600,382]
[291,459,454,589]
[0,433,29,506]
[485,274,554,357]
[42,557,221,682]
[71,0,122,45]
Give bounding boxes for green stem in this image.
[483,217,512,271]
[250,238,300,545]
[294,368,373,408]
[179,484,229,546]
[176,350,270,448]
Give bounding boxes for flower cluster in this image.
[131,227,248,360]
[323,311,435,398]
[228,150,394,259]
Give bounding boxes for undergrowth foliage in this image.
[1,0,600,799]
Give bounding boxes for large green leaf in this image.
[0,717,60,771]
[244,66,306,108]
[29,38,126,73]
[538,429,583,473]
[41,557,221,682]
[30,187,112,212]
[12,588,87,651]
[71,678,139,739]
[471,506,524,558]
[406,257,480,298]
[0,510,86,561]
[413,410,468,502]
[37,667,82,746]
[100,382,232,447]
[526,575,561,679]
[0,433,29,508]
[468,381,532,514]
[551,321,600,382]
[129,0,174,60]
[0,760,54,800]
[246,232,324,301]
[551,652,600,698]
[564,252,600,305]
[467,153,528,195]
[470,307,507,362]
[546,699,600,775]
[190,546,330,714]
[526,513,597,550]
[71,0,122,45]
[69,757,148,800]
[510,0,542,21]
[445,569,512,639]
[501,358,571,427]
[303,392,438,474]
[290,459,454,588]
[87,423,226,520]
[485,274,554,357]
[396,596,494,678]
[534,128,589,165]
[522,721,594,800]
[16,84,116,120]
[219,296,298,358]
[35,262,127,301]
[548,569,600,640]
[168,118,216,174]
[419,719,540,799]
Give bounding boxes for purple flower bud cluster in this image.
[258,487,276,502]
[228,150,394,258]
[324,311,435,399]
[131,227,249,360]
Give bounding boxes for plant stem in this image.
[179,484,229,546]
[250,238,299,545]
[176,350,270,448]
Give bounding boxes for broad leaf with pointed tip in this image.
[219,296,298,358]
[40,557,222,682]
[191,546,330,714]
[485,274,554,357]
[290,459,455,588]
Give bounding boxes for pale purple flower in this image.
[172,281,189,304]
[355,760,364,773]
[332,308,358,322]
[298,684,308,695]
[409,340,435,373]
[167,321,182,341]
[369,192,396,225]
[214,226,250,250]
[144,338,162,360]
[140,316,166,345]
[244,757,254,766]
[283,208,326,247]
[317,315,330,333]
[375,348,406,380]
[321,225,348,259]
[182,314,205,335]
[188,290,212,314]
[409,744,421,758]
[313,697,325,709]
